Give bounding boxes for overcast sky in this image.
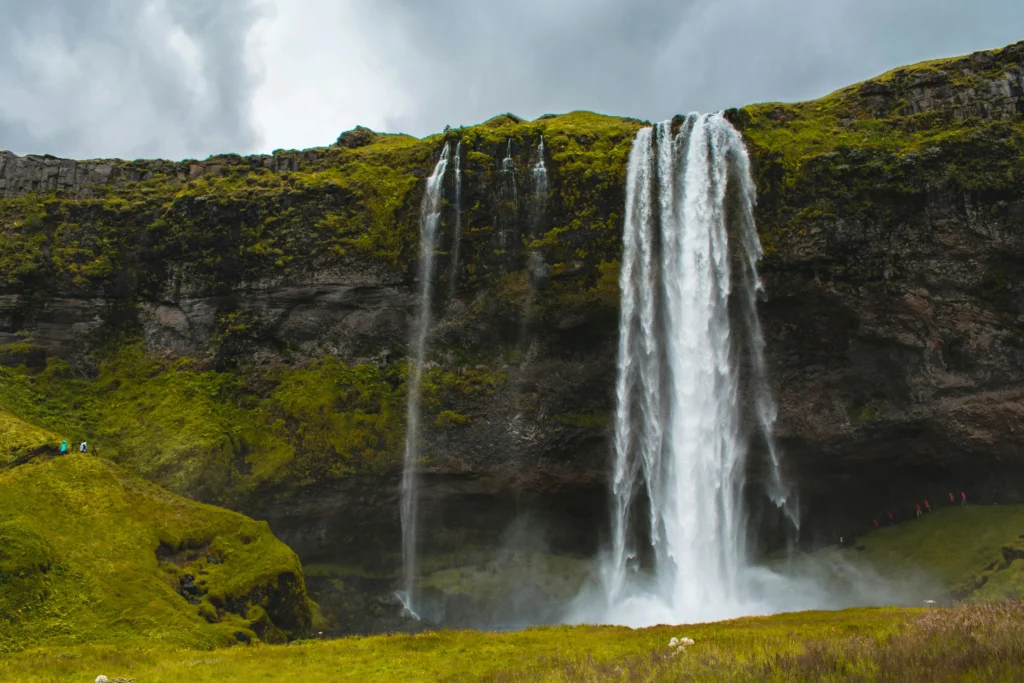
[1,0,1021,160]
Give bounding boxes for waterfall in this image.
[531,135,548,227]
[399,142,450,617]
[498,138,518,250]
[599,114,794,626]
[450,141,463,296]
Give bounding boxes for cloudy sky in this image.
[1,0,1021,160]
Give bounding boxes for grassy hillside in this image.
[0,408,57,462]
[837,505,1024,601]
[2,603,1022,682]
[0,453,311,653]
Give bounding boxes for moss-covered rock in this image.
[0,453,311,652]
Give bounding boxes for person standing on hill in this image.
[79,442,88,453]
[59,440,67,455]
[949,492,954,503]
[916,503,922,518]
[923,499,931,512]
[887,511,894,525]
[961,491,967,506]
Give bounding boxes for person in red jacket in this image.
[949,492,954,503]
[887,511,894,525]
[916,503,922,518]
[924,499,931,513]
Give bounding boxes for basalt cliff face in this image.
[1,42,1023,632]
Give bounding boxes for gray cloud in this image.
[0,0,264,160]
[2,0,1022,158]
[355,0,1024,137]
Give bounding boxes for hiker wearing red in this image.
[949,492,954,503]
[873,519,879,528]
[887,511,894,525]
[961,491,967,506]
[924,499,931,512]
[916,504,922,518]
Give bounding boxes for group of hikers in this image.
[838,490,970,548]
[58,439,88,454]
[872,490,968,529]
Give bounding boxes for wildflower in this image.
[925,600,936,606]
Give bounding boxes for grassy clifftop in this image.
[0,453,311,653]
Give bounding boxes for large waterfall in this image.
[399,142,450,617]
[597,114,793,626]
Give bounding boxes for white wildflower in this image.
[95,677,109,683]
[668,637,679,647]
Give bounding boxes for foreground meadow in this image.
[5,602,1023,682]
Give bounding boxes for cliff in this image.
[1,41,1022,632]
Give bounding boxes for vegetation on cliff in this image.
[0,344,512,505]
[0,453,311,653]
[733,40,1024,265]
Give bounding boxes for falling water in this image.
[450,141,463,296]
[597,114,794,627]
[399,142,450,617]
[531,135,548,227]
[498,139,518,249]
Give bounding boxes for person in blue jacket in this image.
[59,439,68,455]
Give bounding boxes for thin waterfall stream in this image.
[450,141,463,296]
[399,142,450,618]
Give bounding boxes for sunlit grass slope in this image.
[0,454,311,654]
[844,505,1024,600]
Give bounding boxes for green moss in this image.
[0,454,310,652]
[433,410,471,428]
[0,410,58,463]
[551,411,612,430]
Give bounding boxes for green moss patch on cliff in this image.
[0,453,310,653]
[734,41,1024,263]
[0,348,405,502]
[0,343,518,504]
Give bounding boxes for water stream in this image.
[399,142,451,617]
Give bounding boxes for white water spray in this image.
[450,141,463,296]
[594,114,794,627]
[399,142,450,616]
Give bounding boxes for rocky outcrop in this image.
[1,42,1023,631]
[0,149,316,199]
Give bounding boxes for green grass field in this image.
[3,603,1023,682]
